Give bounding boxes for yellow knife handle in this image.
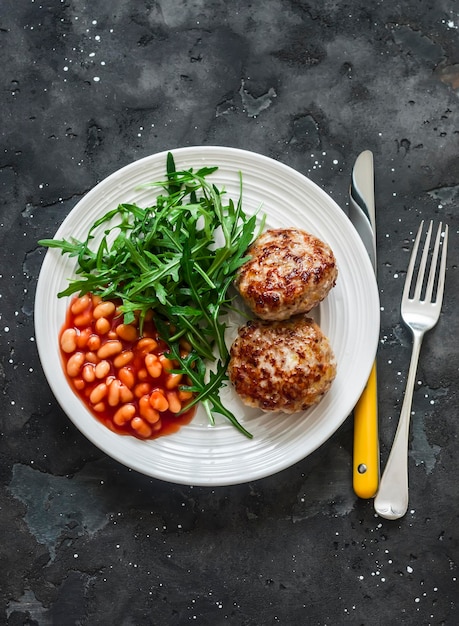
[353,362,379,499]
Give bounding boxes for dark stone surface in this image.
[1,1,458,624]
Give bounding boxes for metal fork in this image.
[374,220,448,520]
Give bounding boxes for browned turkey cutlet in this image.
[228,316,337,413]
[235,227,338,321]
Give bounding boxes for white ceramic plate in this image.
[35,146,379,486]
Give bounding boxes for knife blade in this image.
[349,150,379,499]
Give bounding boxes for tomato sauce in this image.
[59,294,196,440]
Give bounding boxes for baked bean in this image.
[137,337,158,354]
[113,350,134,369]
[137,368,149,381]
[116,324,138,342]
[87,334,101,351]
[108,379,121,406]
[73,377,85,391]
[76,327,92,349]
[166,390,181,414]
[179,338,192,353]
[131,416,152,438]
[60,328,77,353]
[144,309,154,322]
[93,301,116,319]
[149,390,169,412]
[139,395,160,424]
[92,294,102,307]
[107,330,117,339]
[113,403,136,426]
[67,352,85,377]
[74,310,93,328]
[178,389,194,402]
[145,353,162,378]
[118,367,135,389]
[134,382,151,398]
[89,382,108,405]
[165,373,182,390]
[82,363,96,383]
[93,402,106,413]
[85,351,100,364]
[119,384,134,404]
[97,340,123,359]
[95,317,111,335]
[159,354,174,373]
[71,294,91,315]
[95,359,110,379]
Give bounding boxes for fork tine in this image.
[413,220,433,301]
[435,223,448,305]
[403,220,424,301]
[424,222,443,303]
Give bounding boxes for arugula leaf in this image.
[38,152,264,437]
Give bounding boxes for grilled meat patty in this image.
[235,227,338,321]
[228,316,336,413]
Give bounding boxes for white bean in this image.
[108,379,122,407]
[113,403,136,426]
[95,360,110,379]
[97,340,122,359]
[93,301,116,319]
[60,328,77,353]
[89,382,108,405]
[71,294,90,315]
[66,352,85,377]
[113,350,134,369]
[82,363,96,383]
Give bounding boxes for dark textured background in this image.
[1,1,458,624]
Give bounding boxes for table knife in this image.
[349,150,379,499]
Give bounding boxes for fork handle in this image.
[374,330,423,520]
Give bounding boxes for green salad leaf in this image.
[39,153,265,437]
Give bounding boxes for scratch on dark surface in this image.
[239,79,277,117]
[410,413,441,474]
[427,183,459,205]
[6,589,52,625]
[215,94,236,117]
[9,464,109,561]
[288,113,321,150]
[389,23,444,68]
